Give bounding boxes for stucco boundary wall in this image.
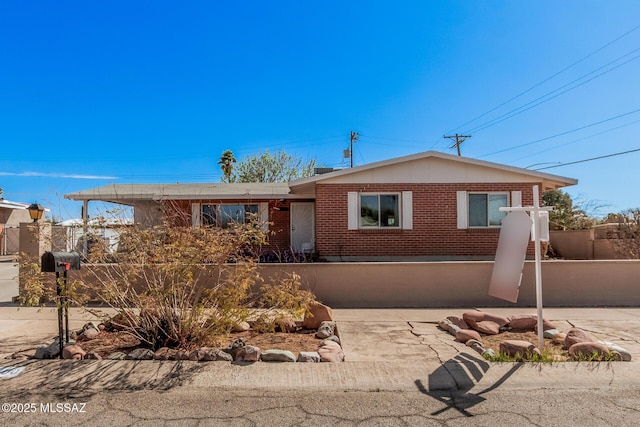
[257,260,640,308]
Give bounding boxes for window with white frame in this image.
[468,193,508,227]
[359,193,400,228]
[347,191,412,230]
[202,204,259,228]
[456,191,520,229]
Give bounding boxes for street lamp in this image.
[27,203,45,222]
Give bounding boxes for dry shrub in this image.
[83,215,316,350]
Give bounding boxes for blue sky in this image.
[1,1,639,220]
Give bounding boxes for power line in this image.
[509,117,640,163]
[445,23,640,134]
[478,106,640,158]
[443,134,471,156]
[465,48,640,134]
[534,148,640,170]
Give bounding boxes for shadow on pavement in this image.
[0,359,207,399]
[416,352,523,417]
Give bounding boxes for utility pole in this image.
[443,134,471,156]
[349,131,359,168]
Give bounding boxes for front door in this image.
[290,202,315,252]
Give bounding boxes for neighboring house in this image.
[0,199,32,255]
[52,217,133,253]
[65,151,577,261]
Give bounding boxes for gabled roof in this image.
[289,150,577,192]
[65,183,294,205]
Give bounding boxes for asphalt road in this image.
[1,387,639,426]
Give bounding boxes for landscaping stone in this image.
[465,339,485,355]
[507,314,538,330]
[318,340,344,362]
[297,351,321,363]
[232,321,250,333]
[455,329,482,343]
[499,340,541,358]
[126,348,155,360]
[154,347,177,360]
[534,319,557,332]
[62,344,86,360]
[235,345,261,362]
[446,316,468,330]
[303,302,333,329]
[34,338,62,359]
[543,329,560,339]
[463,311,509,327]
[224,338,246,359]
[325,335,341,344]
[315,321,336,339]
[9,351,33,360]
[472,320,500,335]
[568,342,610,360]
[438,319,461,335]
[190,348,234,362]
[564,328,595,349]
[598,340,632,361]
[77,327,99,341]
[105,351,126,360]
[261,349,296,362]
[552,332,567,345]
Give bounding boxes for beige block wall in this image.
[56,260,640,308]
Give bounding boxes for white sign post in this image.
[489,185,551,351]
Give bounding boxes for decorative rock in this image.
[34,338,61,359]
[568,342,610,361]
[447,316,468,330]
[463,311,509,327]
[105,351,126,360]
[235,345,261,362]
[77,327,99,341]
[598,340,632,362]
[315,321,336,339]
[564,328,595,349]
[107,311,136,331]
[173,349,190,360]
[154,347,177,360]
[507,314,538,330]
[232,321,251,333]
[9,351,33,360]
[297,351,321,363]
[81,321,100,333]
[499,340,541,358]
[438,319,461,335]
[126,348,155,360]
[62,344,86,360]
[465,339,485,355]
[190,347,234,362]
[261,349,296,362]
[543,329,560,339]
[224,338,246,359]
[318,340,344,362]
[455,329,482,343]
[303,302,334,329]
[534,319,557,332]
[473,320,500,335]
[552,332,567,345]
[325,335,341,344]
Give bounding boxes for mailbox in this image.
[41,251,81,273]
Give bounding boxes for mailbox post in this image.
[41,251,81,358]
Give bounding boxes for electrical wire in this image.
[445,23,640,134]
[533,148,640,170]
[477,106,640,158]
[465,48,640,134]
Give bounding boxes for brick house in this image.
[65,151,577,261]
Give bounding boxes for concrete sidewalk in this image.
[0,305,639,395]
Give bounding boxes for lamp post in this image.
[27,203,45,223]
